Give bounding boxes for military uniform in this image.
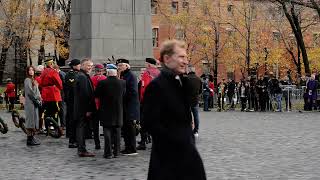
[39,66,63,132]
[65,69,79,146]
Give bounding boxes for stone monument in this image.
[69,0,153,68]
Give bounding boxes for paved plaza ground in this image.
[1,110,320,180]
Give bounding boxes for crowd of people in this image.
[7,38,319,179]
[10,39,207,179]
[19,58,150,157]
[201,71,320,113]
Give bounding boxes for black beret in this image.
[146,58,157,65]
[116,58,129,65]
[68,59,81,67]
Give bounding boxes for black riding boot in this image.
[27,136,40,146]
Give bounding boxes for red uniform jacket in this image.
[91,74,107,109]
[35,76,42,92]
[40,68,63,102]
[209,82,214,96]
[139,67,160,102]
[5,82,16,98]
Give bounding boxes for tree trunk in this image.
[28,47,32,65]
[246,30,251,76]
[0,47,9,83]
[213,22,220,87]
[38,29,46,65]
[297,46,301,76]
[310,0,320,18]
[57,0,71,66]
[281,2,310,74]
[290,4,310,74]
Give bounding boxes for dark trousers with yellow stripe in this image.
[43,101,60,124]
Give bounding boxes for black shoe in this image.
[137,144,146,150]
[27,136,40,146]
[78,151,95,157]
[69,143,78,148]
[103,154,112,159]
[26,136,32,146]
[121,149,138,156]
[32,137,41,145]
[95,144,101,150]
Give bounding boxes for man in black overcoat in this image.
[143,40,206,180]
[74,59,96,157]
[117,58,140,155]
[65,59,81,148]
[95,64,126,158]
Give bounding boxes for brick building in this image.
[151,0,320,83]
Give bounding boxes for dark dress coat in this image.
[307,79,317,100]
[186,72,202,107]
[120,69,140,121]
[73,70,96,121]
[143,67,206,180]
[95,76,126,127]
[64,70,79,110]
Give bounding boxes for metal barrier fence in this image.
[199,86,320,111]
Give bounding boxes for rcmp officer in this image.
[90,63,107,149]
[39,58,63,135]
[4,78,16,112]
[137,58,160,150]
[117,58,140,155]
[65,59,81,148]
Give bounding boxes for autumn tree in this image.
[0,0,27,82]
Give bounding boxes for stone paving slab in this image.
[1,110,320,179]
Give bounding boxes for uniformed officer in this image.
[137,58,160,150]
[65,59,81,148]
[39,58,63,136]
[90,63,107,149]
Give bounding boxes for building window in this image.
[182,1,189,12]
[273,31,281,41]
[151,0,158,15]
[251,5,257,20]
[269,7,282,20]
[203,6,209,15]
[313,33,320,47]
[175,28,185,40]
[172,1,178,14]
[227,4,234,16]
[152,28,159,47]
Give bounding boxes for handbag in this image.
[28,94,42,108]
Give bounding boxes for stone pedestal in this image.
[70,0,152,67]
